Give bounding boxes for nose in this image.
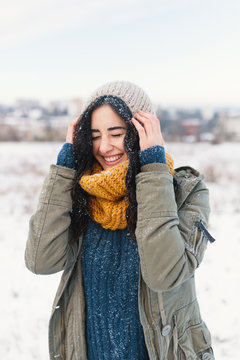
[99,137,113,154]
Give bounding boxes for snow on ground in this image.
[0,141,239,359]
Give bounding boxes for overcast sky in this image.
[1,0,240,106]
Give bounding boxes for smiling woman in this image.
[25,81,215,360]
[91,105,128,170]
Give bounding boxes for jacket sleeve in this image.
[135,163,210,292]
[25,164,78,275]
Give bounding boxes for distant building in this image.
[201,107,215,122]
[16,99,40,109]
[179,118,201,141]
[47,100,68,116]
[218,112,240,141]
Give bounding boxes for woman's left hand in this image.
[131,110,164,150]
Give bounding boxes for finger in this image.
[131,117,145,133]
[68,117,77,128]
[73,117,80,127]
[138,110,158,119]
[135,112,154,138]
[137,112,165,147]
[138,111,163,142]
[138,111,161,130]
[135,112,154,128]
[131,118,147,141]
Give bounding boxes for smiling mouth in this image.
[103,155,123,162]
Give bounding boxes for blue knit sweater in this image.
[57,143,166,360]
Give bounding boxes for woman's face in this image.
[91,104,128,170]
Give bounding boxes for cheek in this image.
[92,142,98,157]
[122,142,127,156]
[117,137,126,152]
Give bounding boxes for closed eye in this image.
[92,133,124,140]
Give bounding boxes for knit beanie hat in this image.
[81,81,154,116]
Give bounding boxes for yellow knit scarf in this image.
[80,161,129,230]
[79,153,174,230]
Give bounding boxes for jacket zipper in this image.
[142,282,161,359]
[61,296,65,360]
[195,220,216,243]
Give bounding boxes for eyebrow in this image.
[91,126,126,132]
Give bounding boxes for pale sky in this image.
[1,0,240,106]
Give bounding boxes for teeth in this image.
[104,155,122,162]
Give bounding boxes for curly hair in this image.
[70,95,141,244]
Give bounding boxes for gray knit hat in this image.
[81,81,154,115]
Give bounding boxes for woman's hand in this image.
[131,110,164,150]
[66,117,79,143]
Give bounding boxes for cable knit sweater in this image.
[56,143,166,360]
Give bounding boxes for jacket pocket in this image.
[177,321,214,360]
[184,215,215,267]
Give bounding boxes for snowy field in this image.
[0,141,240,359]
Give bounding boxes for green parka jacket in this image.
[25,162,215,360]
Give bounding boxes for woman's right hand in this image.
[66,117,79,143]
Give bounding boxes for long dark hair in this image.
[70,95,140,244]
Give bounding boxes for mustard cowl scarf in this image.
[79,154,174,230]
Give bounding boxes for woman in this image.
[25,81,215,360]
